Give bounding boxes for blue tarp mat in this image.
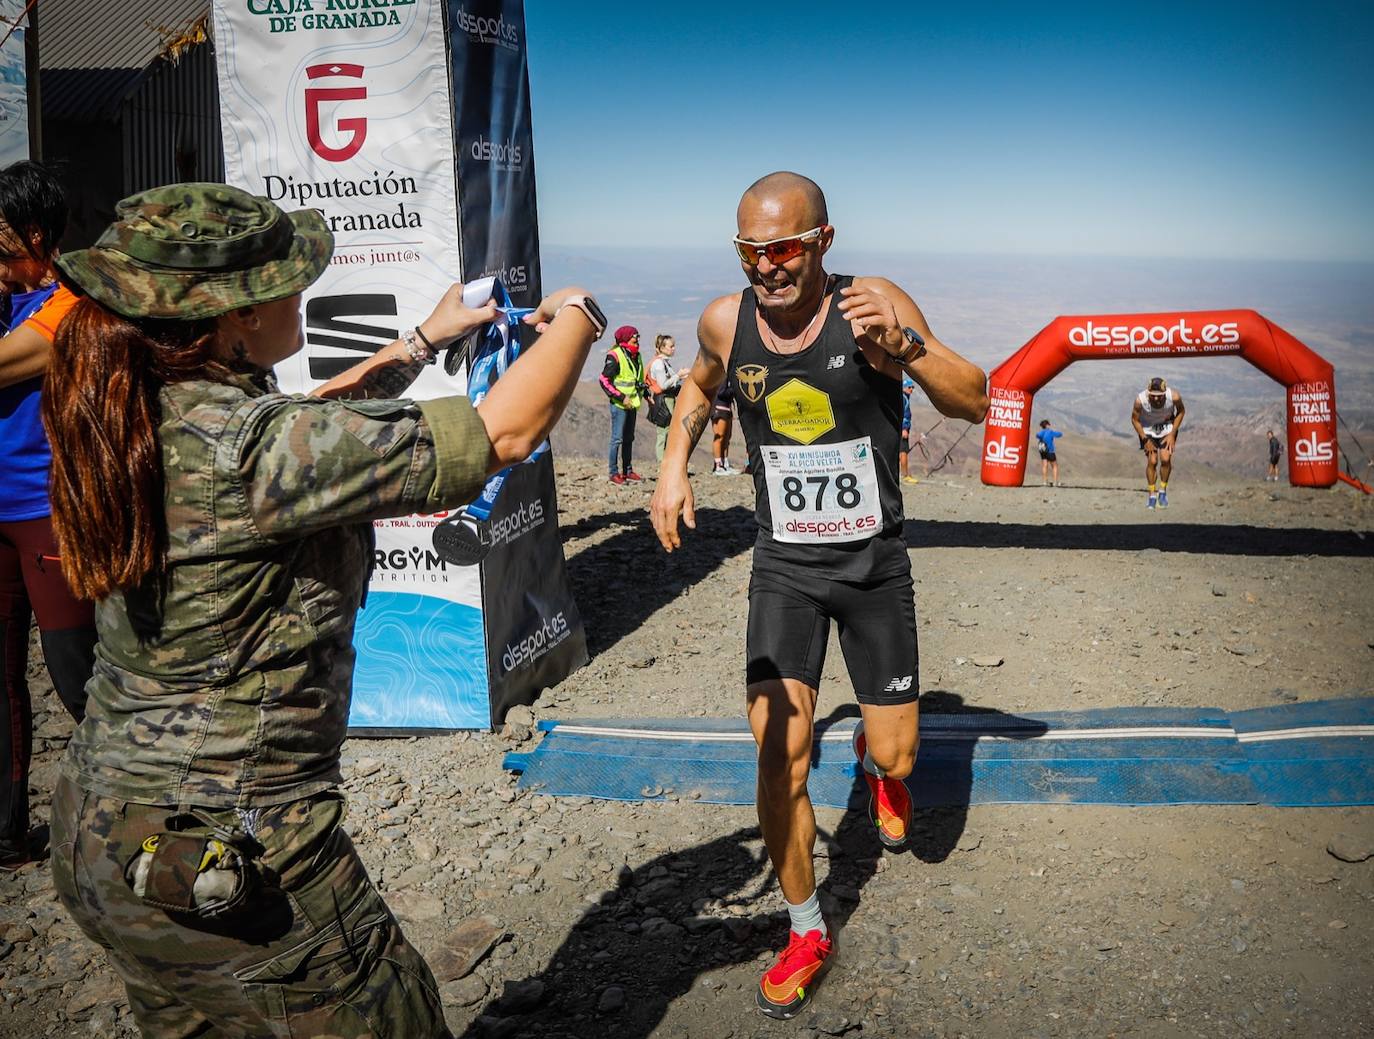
[503,698,1374,808]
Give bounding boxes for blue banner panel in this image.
[350,591,491,731]
[505,699,1374,808]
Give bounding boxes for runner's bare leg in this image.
[747,678,819,903]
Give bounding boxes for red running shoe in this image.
[853,721,912,849]
[625,470,644,482]
[609,473,627,485]
[756,927,834,1019]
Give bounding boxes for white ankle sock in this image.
[786,890,827,937]
[862,746,886,778]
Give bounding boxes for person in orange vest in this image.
[599,325,648,484]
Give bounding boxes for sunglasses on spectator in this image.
[732,226,825,267]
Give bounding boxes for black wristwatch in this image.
[897,326,927,364]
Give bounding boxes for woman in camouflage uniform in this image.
[39,183,603,1038]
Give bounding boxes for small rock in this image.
[1211,586,1228,597]
[65,974,125,1019]
[809,1010,854,1035]
[497,978,545,1012]
[1327,833,1374,863]
[504,705,536,728]
[1328,919,1348,929]
[1226,643,1259,657]
[1232,937,1248,953]
[441,974,487,1007]
[428,914,504,981]
[386,890,445,922]
[409,835,438,863]
[598,985,626,1013]
[971,656,1004,668]
[353,757,383,778]
[950,883,981,900]
[391,865,430,890]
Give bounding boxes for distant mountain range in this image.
[543,247,1374,477]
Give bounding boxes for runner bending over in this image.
[649,172,987,1020]
[1131,376,1184,509]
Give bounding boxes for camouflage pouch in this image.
[125,812,263,919]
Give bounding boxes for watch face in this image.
[581,296,608,331]
[903,326,925,348]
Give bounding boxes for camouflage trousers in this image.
[50,776,451,1038]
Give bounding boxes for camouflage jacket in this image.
[61,371,489,808]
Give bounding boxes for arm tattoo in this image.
[342,356,428,400]
[681,402,709,445]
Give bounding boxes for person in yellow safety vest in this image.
[599,324,649,484]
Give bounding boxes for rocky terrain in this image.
[2,454,1372,1039]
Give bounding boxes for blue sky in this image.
[525,2,1374,262]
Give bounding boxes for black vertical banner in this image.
[449,0,589,723]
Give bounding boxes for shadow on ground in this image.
[562,506,755,655]
[461,695,1044,1037]
[904,519,1373,557]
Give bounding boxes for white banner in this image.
[0,0,29,166]
[213,1,491,728]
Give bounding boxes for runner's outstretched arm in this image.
[837,278,988,423]
[650,293,736,551]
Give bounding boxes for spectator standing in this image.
[1266,430,1283,481]
[1036,418,1063,486]
[712,378,738,475]
[649,333,686,461]
[0,161,96,869]
[600,324,647,483]
[899,372,929,483]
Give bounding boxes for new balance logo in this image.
[826,355,846,370]
[883,675,913,693]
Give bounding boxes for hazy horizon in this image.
[542,246,1374,449]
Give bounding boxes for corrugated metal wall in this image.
[121,40,223,196]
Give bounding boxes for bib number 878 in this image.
[782,473,861,512]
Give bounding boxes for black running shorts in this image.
[745,564,919,705]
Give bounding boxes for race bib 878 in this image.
[762,436,882,544]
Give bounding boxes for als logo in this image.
[456,8,521,49]
[984,438,1021,465]
[736,364,768,403]
[1293,432,1334,462]
[305,64,367,163]
[470,134,524,170]
[305,294,398,380]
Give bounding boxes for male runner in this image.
[1131,376,1184,508]
[649,172,988,1020]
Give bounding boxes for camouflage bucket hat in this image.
[55,183,333,320]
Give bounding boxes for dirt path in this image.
[3,458,1371,1039]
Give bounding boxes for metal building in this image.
[38,0,219,247]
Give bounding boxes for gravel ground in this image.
[2,457,1371,1039]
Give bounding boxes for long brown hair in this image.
[42,296,226,600]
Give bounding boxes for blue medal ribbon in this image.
[459,277,543,522]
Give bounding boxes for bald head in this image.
[738,171,828,231]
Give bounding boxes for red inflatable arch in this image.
[980,309,1339,488]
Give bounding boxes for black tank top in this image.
[728,274,908,581]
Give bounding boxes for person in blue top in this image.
[1036,418,1063,486]
[0,161,96,869]
[898,372,928,483]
